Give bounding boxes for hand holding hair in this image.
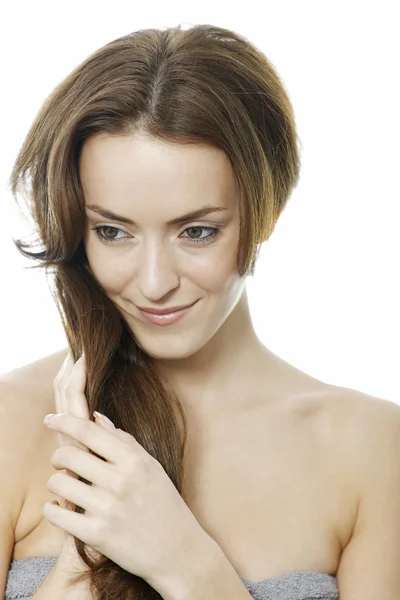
[43,353,218,596]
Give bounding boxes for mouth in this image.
[138,301,198,327]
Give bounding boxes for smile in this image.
[138,301,197,326]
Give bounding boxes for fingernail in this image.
[94,411,115,428]
[43,413,56,425]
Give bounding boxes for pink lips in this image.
[139,302,196,326]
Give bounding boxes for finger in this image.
[43,500,106,556]
[43,499,93,546]
[53,352,72,415]
[45,415,134,465]
[51,445,115,490]
[53,353,75,452]
[55,354,89,453]
[46,470,101,514]
[65,355,90,420]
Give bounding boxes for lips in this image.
[138,303,195,326]
[137,302,195,315]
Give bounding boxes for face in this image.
[80,131,247,362]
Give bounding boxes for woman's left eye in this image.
[90,225,221,245]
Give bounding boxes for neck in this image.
[154,290,277,418]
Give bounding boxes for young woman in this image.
[2,23,400,600]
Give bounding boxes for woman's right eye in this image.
[91,226,128,244]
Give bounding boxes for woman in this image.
[2,23,400,600]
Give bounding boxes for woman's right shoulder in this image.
[0,348,69,593]
[1,348,69,396]
[0,348,69,526]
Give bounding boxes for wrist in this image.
[57,540,92,588]
[152,534,223,600]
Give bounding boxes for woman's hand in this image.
[42,354,215,592]
[49,350,103,566]
[52,351,90,459]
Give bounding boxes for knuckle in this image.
[126,451,150,475]
[112,475,128,497]
[125,453,140,472]
[97,493,114,517]
[117,429,133,442]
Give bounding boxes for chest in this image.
[178,404,348,580]
[12,401,351,581]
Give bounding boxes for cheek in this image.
[98,269,131,294]
[86,248,132,293]
[199,241,244,306]
[196,264,234,293]
[197,246,239,292]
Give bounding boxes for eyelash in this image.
[90,225,221,246]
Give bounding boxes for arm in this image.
[32,538,253,600]
[151,535,254,600]
[32,542,92,599]
[336,396,400,599]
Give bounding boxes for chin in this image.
[133,332,204,361]
[140,345,198,362]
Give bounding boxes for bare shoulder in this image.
[322,386,400,446]
[292,384,399,546]
[0,348,69,531]
[322,389,400,595]
[332,386,400,488]
[1,347,69,395]
[0,346,69,450]
[0,346,69,443]
[310,385,400,468]
[0,349,65,529]
[316,386,400,529]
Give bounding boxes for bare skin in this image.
[3,133,368,582]
[5,345,362,583]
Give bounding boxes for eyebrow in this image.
[85,204,228,226]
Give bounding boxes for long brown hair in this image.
[8,23,301,599]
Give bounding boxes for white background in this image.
[0,1,398,405]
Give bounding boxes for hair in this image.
[8,23,301,600]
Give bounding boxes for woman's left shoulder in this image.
[327,389,400,597]
[295,382,399,440]
[316,387,400,489]
[305,385,400,476]
[324,387,400,441]
[315,388,400,550]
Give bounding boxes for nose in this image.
[136,239,180,300]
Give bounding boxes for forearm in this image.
[32,544,92,599]
[155,538,254,600]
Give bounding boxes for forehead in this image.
[79,132,238,210]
